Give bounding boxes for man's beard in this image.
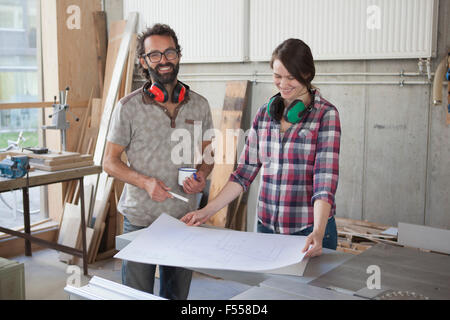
[149,62,180,84]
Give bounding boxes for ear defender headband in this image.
[146,81,188,103]
[267,93,312,124]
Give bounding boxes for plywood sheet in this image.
[207,81,250,227]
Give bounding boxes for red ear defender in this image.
[172,81,189,103]
[175,85,186,103]
[148,82,168,102]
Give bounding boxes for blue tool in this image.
[0,156,29,179]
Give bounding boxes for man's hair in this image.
[270,38,315,90]
[137,23,181,80]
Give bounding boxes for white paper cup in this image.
[178,167,197,186]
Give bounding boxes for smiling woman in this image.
[181,38,341,259]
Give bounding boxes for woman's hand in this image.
[180,208,213,226]
[302,230,324,258]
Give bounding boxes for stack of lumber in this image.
[336,217,399,255]
[56,13,138,265]
[7,150,94,172]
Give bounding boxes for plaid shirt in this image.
[229,89,341,234]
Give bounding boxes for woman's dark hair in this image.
[136,23,182,80]
[270,38,315,90]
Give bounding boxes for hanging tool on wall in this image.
[41,87,80,151]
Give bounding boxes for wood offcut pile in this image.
[336,217,399,255]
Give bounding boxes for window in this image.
[0,0,42,229]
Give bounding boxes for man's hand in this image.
[143,177,173,202]
[302,230,324,258]
[180,208,213,226]
[182,171,206,194]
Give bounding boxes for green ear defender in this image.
[267,93,310,124]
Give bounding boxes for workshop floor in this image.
[11,249,251,300]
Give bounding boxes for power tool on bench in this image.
[0,156,30,179]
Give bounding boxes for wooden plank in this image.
[101,20,127,113]
[207,81,250,227]
[85,14,137,208]
[90,98,103,130]
[30,154,93,166]
[114,181,124,236]
[71,227,94,266]
[102,190,117,252]
[335,217,392,230]
[9,150,80,161]
[124,34,137,96]
[93,11,108,95]
[226,193,248,231]
[75,90,94,154]
[95,248,118,262]
[81,127,99,155]
[339,224,389,236]
[340,227,397,239]
[58,203,81,263]
[55,0,102,103]
[0,100,89,110]
[31,160,94,172]
[58,184,92,263]
[77,183,94,222]
[91,222,106,263]
[88,177,114,263]
[398,222,450,254]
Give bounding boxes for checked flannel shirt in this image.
[229,89,341,234]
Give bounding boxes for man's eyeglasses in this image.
[142,48,179,63]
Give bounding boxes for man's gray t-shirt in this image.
[107,84,214,226]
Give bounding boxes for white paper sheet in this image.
[115,213,308,272]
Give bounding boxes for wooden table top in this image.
[0,165,102,192]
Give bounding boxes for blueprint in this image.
[115,213,309,274]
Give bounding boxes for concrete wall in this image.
[107,0,450,230]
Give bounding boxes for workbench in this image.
[0,165,102,275]
[115,226,450,300]
[115,228,362,300]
